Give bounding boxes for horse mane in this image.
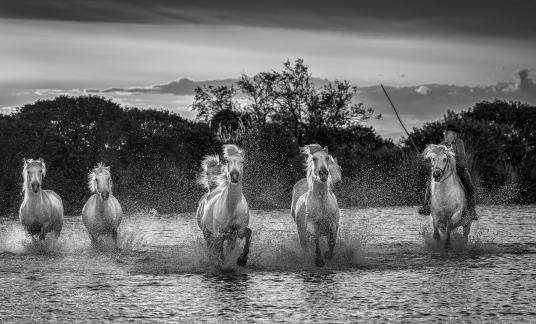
[301,144,342,187]
[223,144,244,160]
[423,144,457,173]
[197,155,222,190]
[21,158,46,194]
[423,144,455,160]
[88,162,112,193]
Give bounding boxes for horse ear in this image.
[23,158,28,165]
[334,157,338,164]
[323,146,329,154]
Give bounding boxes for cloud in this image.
[415,85,431,95]
[93,78,236,96]
[91,77,331,96]
[4,69,536,140]
[2,1,536,40]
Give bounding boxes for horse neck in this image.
[308,176,329,199]
[431,167,459,193]
[224,180,243,211]
[23,188,45,208]
[94,192,107,214]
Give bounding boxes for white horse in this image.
[82,163,122,246]
[197,144,251,266]
[19,158,63,241]
[291,144,342,267]
[424,144,472,250]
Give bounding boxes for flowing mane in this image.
[301,144,342,187]
[21,158,46,194]
[423,144,456,163]
[88,162,112,193]
[197,155,222,190]
[223,144,244,160]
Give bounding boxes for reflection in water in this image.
[0,205,535,322]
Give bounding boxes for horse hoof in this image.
[237,255,248,267]
[324,251,333,260]
[433,233,440,241]
[315,258,325,267]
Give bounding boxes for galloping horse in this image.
[291,144,342,267]
[19,158,64,241]
[82,163,122,246]
[197,145,251,266]
[424,144,473,250]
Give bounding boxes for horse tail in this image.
[198,155,222,191]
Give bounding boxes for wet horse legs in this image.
[324,224,337,260]
[463,222,472,244]
[236,227,252,267]
[445,222,452,251]
[314,225,324,267]
[112,229,118,245]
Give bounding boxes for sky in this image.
[1,0,536,139]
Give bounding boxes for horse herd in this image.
[17,143,475,267]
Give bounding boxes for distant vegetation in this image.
[0,59,534,217]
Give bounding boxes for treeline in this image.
[0,96,221,215]
[0,59,533,216]
[405,100,536,203]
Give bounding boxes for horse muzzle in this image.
[101,190,110,200]
[31,182,40,193]
[319,169,329,183]
[230,171,240,184]
[433,170,442,181]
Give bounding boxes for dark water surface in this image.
[1,205,535,322]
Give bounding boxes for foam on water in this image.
[1,206,535,323]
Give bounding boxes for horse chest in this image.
[306,199,337,221]
[27,200,51,220]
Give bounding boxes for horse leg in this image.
[445,222,452,251]
[236,227,252,267]
[324,224,337,260]
[227,236,237,254]
[463,222,472,245]
[212,237,225,263]
[297,224,309,249]
[39,221,51,241]
[112,228,118,246]
[433,223,440,241]
[314,225,324,267]
[202,229,213,248]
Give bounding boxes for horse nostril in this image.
[101,191,110,200]
[230,171,240,183]
[31,183,40,192]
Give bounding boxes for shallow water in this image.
[1,205,535,322]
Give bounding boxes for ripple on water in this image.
[1,205,535,322]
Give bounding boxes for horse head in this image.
[302,144,341,185]
[223,144,245,185]
[423,144,456,182]
[89,163,112,200]
[23,158,46,193]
